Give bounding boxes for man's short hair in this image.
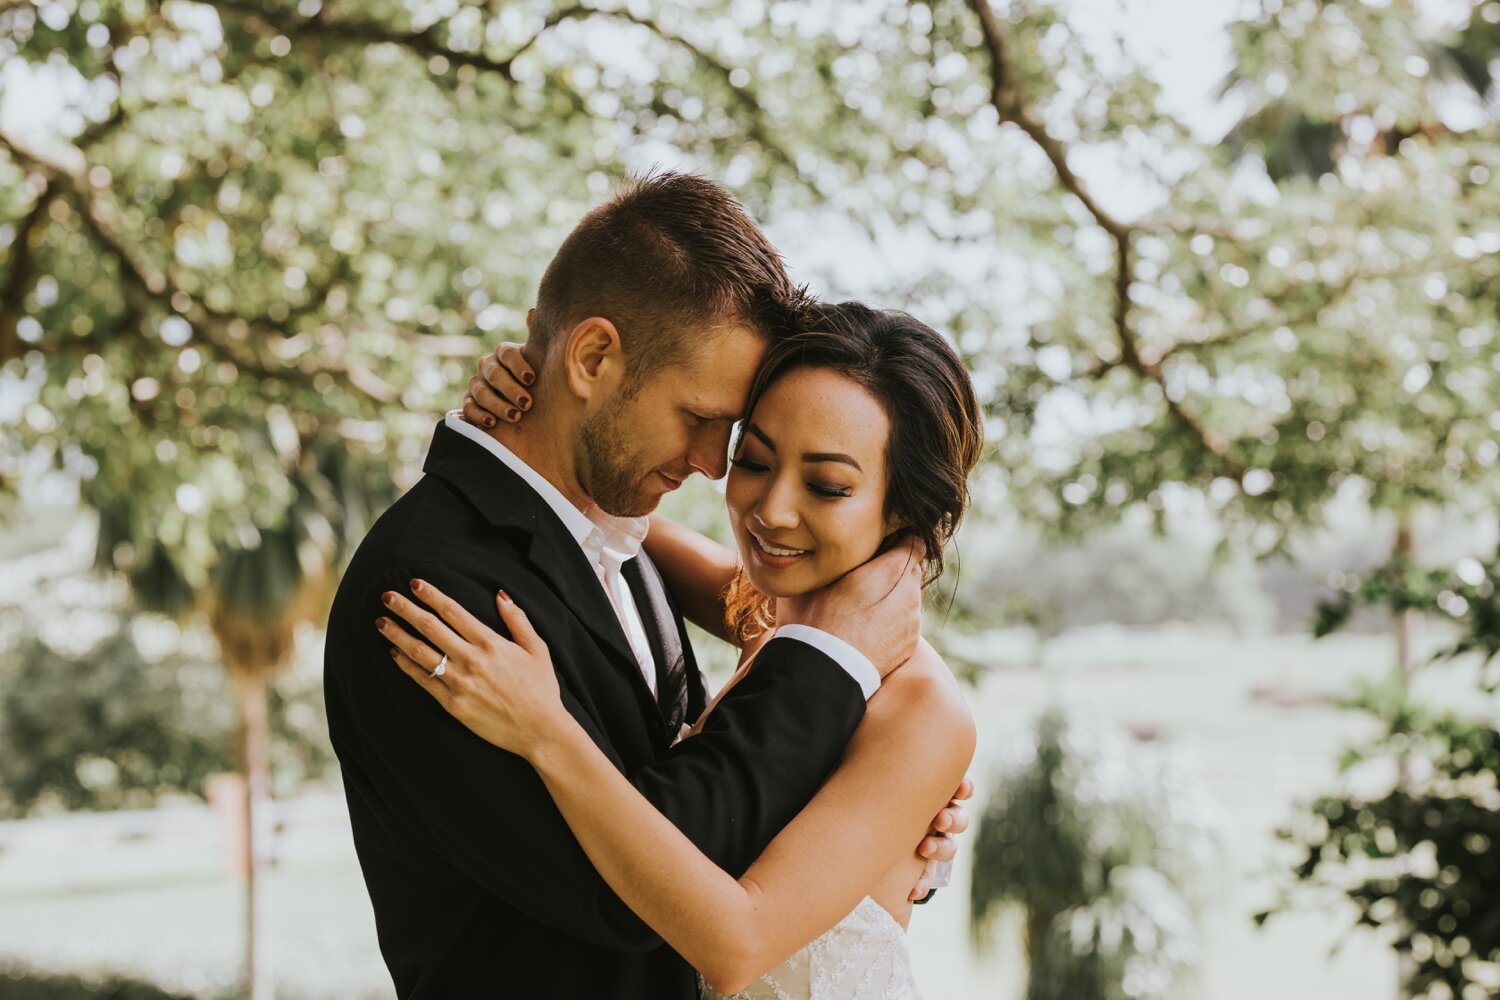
[530,171,797,386]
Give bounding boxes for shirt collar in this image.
[442,411,648,562]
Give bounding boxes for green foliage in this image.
[0,614,335,818]
[1263,689,1500,998]
[970,707,1220,1000]
[3,0,1495,583]
[1264,548,1500,997]
[0,967,201,1000]
[1313,551,1500,683]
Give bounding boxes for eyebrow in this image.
[744,423,863,471]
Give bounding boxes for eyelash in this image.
[729,457,852,499]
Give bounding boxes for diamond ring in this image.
[430,654,448,679]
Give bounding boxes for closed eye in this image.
[809,483,852,499]
[730,456,768,474]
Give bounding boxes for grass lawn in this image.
[4,624,1478,998]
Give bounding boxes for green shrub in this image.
[0,967,199,1000]
[0,615,335,818]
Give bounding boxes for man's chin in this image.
[598,491,662,519]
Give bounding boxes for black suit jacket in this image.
[325,422,867,998]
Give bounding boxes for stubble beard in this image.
[578,396,659,518]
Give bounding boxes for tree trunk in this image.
[1393,510,1420,679]
[1391,508,1419,997]
[233,672,274,1000]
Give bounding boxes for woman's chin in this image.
[743,562,845,601]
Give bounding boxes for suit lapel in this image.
[421,422,649,700]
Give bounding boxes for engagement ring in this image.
[431,654,448,679]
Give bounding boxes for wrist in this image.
[525,707,586,774]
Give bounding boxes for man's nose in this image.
[688,427,731,480]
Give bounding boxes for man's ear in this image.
[525,308,535,334]
[562,316,625,402]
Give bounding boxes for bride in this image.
[378,301,982,998]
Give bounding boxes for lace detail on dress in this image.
[698,897,920,1000]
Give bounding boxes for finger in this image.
[382,588,469,658]
[927,833,958,863]
[907,872,934,902]
[496,342,536,387]
[931,807,954,833]
[377,615,446,672]
[390,646,452,706]
[462,394,497,431]
[918,832,954,860]
[468,373,522,423]
[478,352,529,406]
[943,806,970,837]
[954,774,975,801]
[495,590,543,654]
[409,578,494,646]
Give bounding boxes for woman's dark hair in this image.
[724,301,985,643]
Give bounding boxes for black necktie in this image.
[621,556,690,737]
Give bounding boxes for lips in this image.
[657,471,683,491]
[747,531,811,568]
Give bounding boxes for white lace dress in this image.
[698,896,920,1000]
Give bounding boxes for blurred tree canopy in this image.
[1,0,1496,590]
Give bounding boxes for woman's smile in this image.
[747,531,814,568]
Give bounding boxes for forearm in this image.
[529,714,764,983]
[644,514,738,642]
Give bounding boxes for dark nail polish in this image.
[517,395,530,409]
[506,408,519,421]
[389,648,399,660]
[482,415,495,428]
[376,617,387,630]
[381,592,394,606]
[521,371,535,385]
[498,590,510,603]
[410,579,422,592]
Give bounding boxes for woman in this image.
[377,302,982,998]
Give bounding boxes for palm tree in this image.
[969,708,1220,1000]
[95,440,389,1000]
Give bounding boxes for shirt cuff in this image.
[772,624,881,700]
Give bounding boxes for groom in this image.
[325,173,959,999]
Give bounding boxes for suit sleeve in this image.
[331,563,865,953]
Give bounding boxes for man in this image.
[324,172,962,999]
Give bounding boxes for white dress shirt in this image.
[442,412,881,701]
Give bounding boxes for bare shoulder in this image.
[858,640,976,765]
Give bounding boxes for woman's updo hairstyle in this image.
[724,300,984,644]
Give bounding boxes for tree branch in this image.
[0,128,396,403]
[0,185,50,363]
[207,0,805,176]
[206,0,521,79]
[964,0,1245,475]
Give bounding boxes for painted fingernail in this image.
[505,408,519,421]
[389,648,399,660]
[482,415,495,428]
[410,579,422,592]
[516,395,530,409]
[376,617,388,631]
[521,370,535,385]
[498,590,511,603]
[381,592,394,606]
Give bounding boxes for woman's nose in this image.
[753,477,799,529]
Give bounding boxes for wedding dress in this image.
[698,896,921,1000]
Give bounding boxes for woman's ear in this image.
[877,520,911,556]
[561,317,625,402]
